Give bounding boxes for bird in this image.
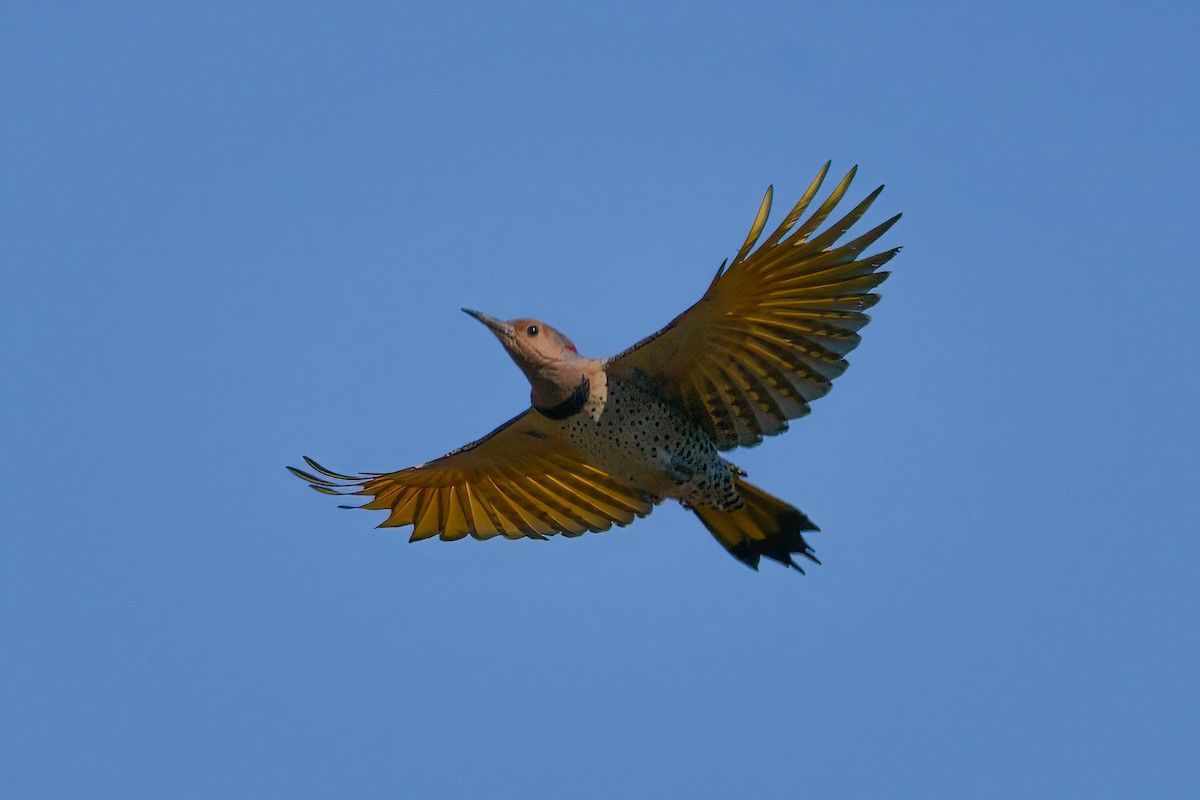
[289,162,900,571]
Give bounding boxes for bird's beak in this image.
[462,308,513,338]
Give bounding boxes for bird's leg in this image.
[722,459,747,477]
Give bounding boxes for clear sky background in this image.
[2,2,1197,798]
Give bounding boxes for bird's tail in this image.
[691,478,821,572]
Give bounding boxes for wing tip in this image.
[285,465,311,481]
[303,455,365,481]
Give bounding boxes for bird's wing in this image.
[288,409,654,541]
[607,163,900,451]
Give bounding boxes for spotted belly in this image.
[554,371,740,509]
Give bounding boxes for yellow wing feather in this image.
[288,410,655,541]
[609,163,900,450]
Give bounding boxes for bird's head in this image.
[462,308,586,409]
[460,309,583,379]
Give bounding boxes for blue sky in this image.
[2,1,1197,797]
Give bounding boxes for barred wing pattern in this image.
[607,163,901,451]
[289,410,654,541]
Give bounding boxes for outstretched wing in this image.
[288,409,654,541]
[607,162,901,451]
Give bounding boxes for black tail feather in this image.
[692,478,820,572]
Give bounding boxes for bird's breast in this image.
[554,372,730,503]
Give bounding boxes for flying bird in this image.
[289,163,900,571]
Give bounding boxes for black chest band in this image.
[534,376,590,420]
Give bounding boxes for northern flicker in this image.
[289,163,900,571]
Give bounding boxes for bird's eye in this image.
[526,325,539,336]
